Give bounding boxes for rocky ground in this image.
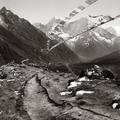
[0,62,120,120]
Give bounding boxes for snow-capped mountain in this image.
[41,16,117,61]
[45,16,66,32]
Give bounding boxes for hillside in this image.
[0,7,81,66]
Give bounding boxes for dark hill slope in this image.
[0,7,80,65]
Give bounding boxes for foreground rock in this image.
[0,63,120,120]
[24,67,120,120]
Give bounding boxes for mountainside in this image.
[93,36,120,64]
[91,49,120,77]
[93,50,120,65]
[0,7,48,49]
[36,16,118,61]
[73,31,114,61]
[113,36,120,49]
[0,7,81,65]
[0,7,48,64]
[72,24,117,61]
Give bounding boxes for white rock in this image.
[106,78,110,80]
[0,79,4,82]
[112,103,118,109]
[68,81,82,88]
[68,81,78,88]
[76,90,94,96]
[14,91,20,95]
[0,111,2,114]
[7,79,15,82]
[87,71,93,76]
[78,77,90,82]
[77,82,82,85]
[60,91,72,96]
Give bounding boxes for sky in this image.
[0,0,120,34]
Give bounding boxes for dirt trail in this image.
[24,75,45,120]
[24,73,61,120]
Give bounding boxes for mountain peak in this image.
[0,7,24,26]
[0,7,12,16]
[0,7,7,13]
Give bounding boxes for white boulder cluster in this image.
[60,65,115,98]
[60,76,94,96]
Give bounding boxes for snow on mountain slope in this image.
[46,16,117,61]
